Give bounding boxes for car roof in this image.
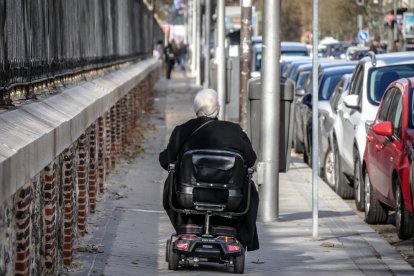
[322,65,355,74]
[254,41,308,52]
[359,52,414,67]
[281,41,308,50]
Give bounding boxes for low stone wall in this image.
[0,59,159,275]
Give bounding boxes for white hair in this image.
[193,89,220,118]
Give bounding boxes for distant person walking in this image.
[391,39,401,52]
[178,42,188,73]
[153,40,164,77]
[369,38,380,54]
[164,43,176,79]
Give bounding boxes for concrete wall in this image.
[0,59,159,275]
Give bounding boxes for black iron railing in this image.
[0,0,163,106]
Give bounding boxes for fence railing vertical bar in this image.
[0,0,163,107]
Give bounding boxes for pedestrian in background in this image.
[391,39,401,52]
[153,40,164,77]
[178,42,188,73]
[164,42,176,79]
[369,38,380,54]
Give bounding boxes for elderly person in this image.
[159,89,259,251]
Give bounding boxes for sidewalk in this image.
[68,74,414,276]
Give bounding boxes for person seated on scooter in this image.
[159,88,259,251]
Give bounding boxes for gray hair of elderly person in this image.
[193,89,220,118]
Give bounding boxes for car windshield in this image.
[319,74,343,100]
[296,71,310,89]
[368,64,414,105]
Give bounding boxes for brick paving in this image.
[68,74,414,276]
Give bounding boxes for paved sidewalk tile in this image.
[68,75,414,276]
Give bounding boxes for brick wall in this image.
[0,70,158,275]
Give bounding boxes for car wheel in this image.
[395,178,413,240]
[333,139,353,198]
[324,148,335,189]
[168,240,180,270]
[354,150,365,211]
[306,123,312,166]
[364,171,388,224]
[233,247,245,274]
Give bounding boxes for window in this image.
[368,64,414,105]
[296,71,310,90]
[330,79,344,110]
[377,88,395,122]
[386,91,402,139]
[349,64,364,105]
[320,74,342,101]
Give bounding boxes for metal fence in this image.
[0,0,163,105]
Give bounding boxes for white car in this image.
[333,52,414,210]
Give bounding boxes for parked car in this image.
[301,65,356,165]
[293,61,357,154]
[346,46,369,61]
[334,52,414,210]
[363,77,414,240]
[285,58,311,79]
[251,41,309,72]
[318,74,353,189]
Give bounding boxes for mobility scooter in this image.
[165,149,254,274]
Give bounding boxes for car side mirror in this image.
[296,88,306,97]
[343,94,359,109]
[372,121,393,137]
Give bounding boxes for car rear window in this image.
[368,64,414,105]
[296,72,310,89]
[320,74,343,101]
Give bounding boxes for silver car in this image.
[318,74,352,188]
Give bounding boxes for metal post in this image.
[239,0,252,131]
[259,0,280,222]
[191,0,197,76]
[217,0,226,120]
[195,1,201,85]
[204,0,211,88]
[311,0,319,240]
[394,0,398,41]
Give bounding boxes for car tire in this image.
[323,148,335,189]
[364,171,388,224]
[168,240,179,271]
[333,139,353,198]
[233,247,245,274]
[395,178,413,240]
[354,150,365,211]
[306,122,312,166]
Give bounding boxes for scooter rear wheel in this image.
[165,239,171,263]
[168,240,179,271]
[233,247,245,274]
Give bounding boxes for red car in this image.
[363,77,414,240]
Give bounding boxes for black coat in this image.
[159,116,260,251]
